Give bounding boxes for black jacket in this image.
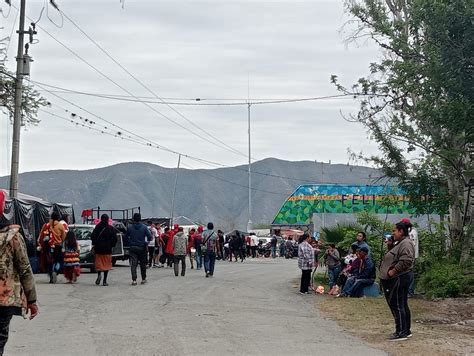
[91,223,117,255]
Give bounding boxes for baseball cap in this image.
[400,218,411,224]
[359,246,369,254]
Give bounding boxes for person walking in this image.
[193,226,203,270]
[63,231,81,283]
[126,213,152,285]
[187,228,196,269]
[147,221,158,268]
[0,191,38,355]
[217,230,225,260]
[270,230,279,258]
[202,222,218,278]
[324,243,341,291]
[91,214,117,286]
[38,212,66,284]
[250,233,258,258]
[160,227,170,267]
[380,222,415,341]
[173,227,187,276]
[165,225,177,268]
[298,234,314,294]
[153,224,163,267]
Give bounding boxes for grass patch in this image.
[317,296,474,355]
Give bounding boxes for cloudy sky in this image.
[1,0,380,176]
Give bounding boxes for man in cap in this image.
[0,191,38,355]
[338,246,375,297]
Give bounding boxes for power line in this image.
[11,3,250,160]
[40,107,292,197]
[55,5,248,159]
[38,98,336,185]
[31,81,353,106]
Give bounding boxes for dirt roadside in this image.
[315,295,474,355]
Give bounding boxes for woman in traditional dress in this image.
[91,214,117,286]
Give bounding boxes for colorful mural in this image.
[272,184,415,225]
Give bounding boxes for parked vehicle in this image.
[69,224,127,272]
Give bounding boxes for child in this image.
[63,231,81,283]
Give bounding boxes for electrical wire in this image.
[40,107,293,197]
[46,0,63,28]
[3,5,18,60]
[31,80,354,106]
[38,4,249,159]
[58,7,247,158]
[36,87,341,184]
[0,2,11,18]
[11,3,253,161]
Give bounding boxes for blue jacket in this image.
[126,223,152,247]
[357,256,376,280]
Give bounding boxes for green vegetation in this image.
[319,212,473,298]
[333,0,473,265]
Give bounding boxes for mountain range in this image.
[0,158,381,230]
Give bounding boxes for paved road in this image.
[7,258,385,356]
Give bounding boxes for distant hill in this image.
[0,158,381,230]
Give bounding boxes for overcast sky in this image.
[1,0,380,176]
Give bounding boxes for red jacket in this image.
[166,229,178,254]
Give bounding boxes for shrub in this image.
[418,261,468,298]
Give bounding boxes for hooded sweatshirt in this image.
[126,223,152,248]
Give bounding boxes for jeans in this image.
[49,245,63,279]
[300,269,311,293]
[174,255,186,276]
[271,246,277,258]
[129,246,147,281]
[195,248,203,269]
[204,251,216,275]
[328,265,341,288]
[0,315,12,356]
[381,271,413,336]
[148,246,155,267]
[342,277,375,297]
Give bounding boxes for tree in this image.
[332,0,473,264]
[0,39,48,126]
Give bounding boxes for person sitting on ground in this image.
[329,243,359,295]
[338,246,375,297]
[324,243,341,292]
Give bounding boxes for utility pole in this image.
[8,0,26,198]
[170,154,181,226]
[247,102,253,232]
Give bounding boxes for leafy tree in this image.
[0,39,48,126]
[332,0,473,264]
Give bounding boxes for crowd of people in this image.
[296,219,418,341]
[0,182,419,354]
